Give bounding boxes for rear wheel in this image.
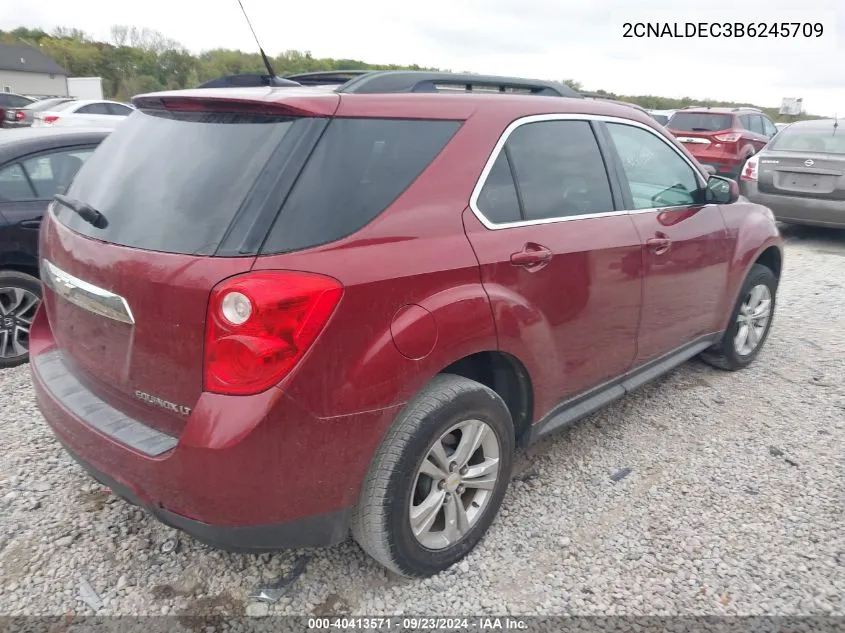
[700,263,777,371]
[351,374,514,577]
[0,271,41,369]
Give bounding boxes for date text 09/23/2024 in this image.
[623,21,824,38]
[307,617,528,630]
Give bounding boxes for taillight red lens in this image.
[204,271,343,395]
[15,111,24,121]
[714,132,741,143]
[740,157,758,182]
[43,115,59,124]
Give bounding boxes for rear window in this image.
[769,126,845,155]
[25,99,72,112]
[55,110,299,255]
[260,118,460,254]
[668,112,733,132]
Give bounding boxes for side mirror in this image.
[705,175,739,204]
[702,164,717,176]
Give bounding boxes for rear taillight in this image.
[43,115,59,125]
[204,271,343,395]
[741,157,758,182]
[714,132,742,143]
[15,111,24,121]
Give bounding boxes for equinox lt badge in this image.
[134,390,192,416]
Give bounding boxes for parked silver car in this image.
[739,118,844,229]
[2,97,75,129]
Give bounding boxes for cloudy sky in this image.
[3,0,843,115]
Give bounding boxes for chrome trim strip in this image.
[41,260,135,325]
[468,113,708,230]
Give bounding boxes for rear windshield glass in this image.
[668,112,733,132]
[26,99,72,112]
[260,118,461,254]
[55,110,298,255]
[769,126,845,154]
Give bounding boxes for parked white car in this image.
[32,100,135,129]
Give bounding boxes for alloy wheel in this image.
[409,419,501,550]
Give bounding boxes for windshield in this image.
[55,109,299,255]
[668,112,733,132]
[769,126,845,154]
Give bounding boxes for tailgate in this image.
[40,211,254,432]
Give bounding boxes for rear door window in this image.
[475,152,522,224]
[22,148,95,199]
[261,118,460,254]
[668,112,733,132]
[76,103,111,115]
[503,120,614,221]
[749,115,765,135]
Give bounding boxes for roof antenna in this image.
[236,0,278,82]
[833,113,838,135]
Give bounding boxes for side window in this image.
[750,115,765,135]
[76,103,110,115]
[504,120,614,220]
[0,163,36,201]
[107,103,133,116]
[762,117,778,137]
[21,148,95,199]
[606,123,701,210]
[738,115,752,130]
[475,152,521,223]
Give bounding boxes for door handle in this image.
[647,235,672,255]
[19,219,42,229]
[510,243,553,270]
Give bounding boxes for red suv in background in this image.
[29,71,783,578]
[667,107,778,179]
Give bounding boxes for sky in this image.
[3,0,844,116]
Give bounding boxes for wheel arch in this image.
[440,350,534,446]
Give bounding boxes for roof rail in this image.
[334,71,583,98]
[732,106,761,112]
[284,70,372,86]
[581,92,649,114]
[195,74,301,89]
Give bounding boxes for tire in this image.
[700,263,777,371]
[0,270,42,369]
[351,374,515,577]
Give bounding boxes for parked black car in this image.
[0,127,110,367]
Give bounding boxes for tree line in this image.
[1,25,819,120]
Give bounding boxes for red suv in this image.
[29,71,783,578]
[666,107,778,179]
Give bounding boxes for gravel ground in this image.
[1,224,844,619]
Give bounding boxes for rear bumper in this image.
[29,308,400,551]
[58,434,350,551]
[740,181,845,228]
[682,149,745,179]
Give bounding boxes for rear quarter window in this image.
[260,118,460,254]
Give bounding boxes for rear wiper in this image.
[690,127,711,132]
[53,194,107,228]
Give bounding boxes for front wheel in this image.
[700,263,777,371]
[351,374,515,577]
